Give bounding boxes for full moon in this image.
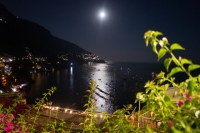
[99,11,106,18]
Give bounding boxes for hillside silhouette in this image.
[0,3,105,64]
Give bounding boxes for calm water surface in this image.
[27,62,165,113]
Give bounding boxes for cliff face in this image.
[0,4,105,63]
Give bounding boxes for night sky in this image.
[1,0,200,63]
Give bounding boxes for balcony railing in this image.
[134,111,160,129]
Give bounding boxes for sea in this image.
[26,61,166,113]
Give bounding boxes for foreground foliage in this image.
[1,30,200,132]
[138,30,200,132]
[0,87,57,133]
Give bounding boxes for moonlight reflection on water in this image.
[28,62,165,113]
[90,63,115,113]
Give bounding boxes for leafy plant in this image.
[135,30,200,132]
[27,86,57,132]
[0,87,57,133]
[101,104,138,133]
[80,81,138,133]
[80,80,101,133]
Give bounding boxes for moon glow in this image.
[99,11,106,19]
[100,12,105,18]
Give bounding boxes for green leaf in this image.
[164,58,172,72]
[157,71,165,78]
[178,82,185,88]
[146,126,154,133]
[83,104,88,107]
[192,98,198,106]
[145,37,149,46]
[157,79,164,84]
[185,100,191,109]
[168,67,183,77]
[149,37,158,54]
[145,88,151,93]
[164,84,170,90]
[86,90,91,93]
[195,87,200,91]
[172,58,180,66]
[170,43,185,51]
[181,58,192,65]
[173,91,178,97]
[188,64,200,73]
[85,118,89,122]
[198,74,200,83]
[12,103,17,107]
[188,80,195,92]
[158,48,167,61]
[152,44,158,54]
[144,30,152,39]
[164,96,170,102]
[153,31,163,37]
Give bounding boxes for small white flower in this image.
[195,110,200,118]
[162,37,168,43]
[159,40,164,47]
[157,121,162,127]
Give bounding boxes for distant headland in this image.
[0,3,106,70]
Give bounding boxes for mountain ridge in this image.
[0,3,105,64]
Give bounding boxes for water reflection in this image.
[28,62,163,113]
[28,73,49,103]
[69,67,73,94]
[56,70,60,85]
[87,63,115,113]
